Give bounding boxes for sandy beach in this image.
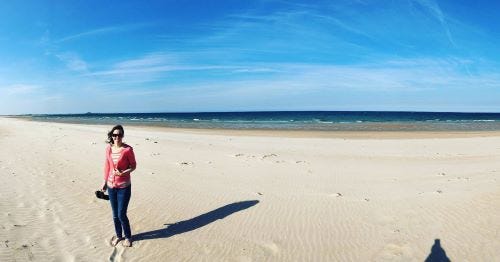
[1,117,500,261]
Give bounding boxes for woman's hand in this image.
[114,169,125,176]
[101,182,107,192]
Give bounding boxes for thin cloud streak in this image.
[55,52,88,72]
[115,53,176,69]
[55,23,151,43]
[88,65,244,76]
[412,0,455,46]
[1,84,42,95]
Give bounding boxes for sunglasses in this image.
[112,133,123,138]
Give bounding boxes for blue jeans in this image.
[108,185,132,239]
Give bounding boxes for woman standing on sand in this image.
[102,125,136,247]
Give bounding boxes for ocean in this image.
[25,111,500,131]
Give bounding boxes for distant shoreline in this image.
[6,111,500,133]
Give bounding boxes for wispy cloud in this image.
[114,53,175,69]
[56,52,88,72]
[87,57,500,112]
[56,23,150,43]
[195,7,372,60]
[89,64,238,76]
[411,0,455,46]
[87,52,247,77]
[95,58,499,97]
[231,67,279,73]
[1,84,42,95]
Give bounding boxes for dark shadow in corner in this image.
[133,200,259,242]
[425,239,451,262]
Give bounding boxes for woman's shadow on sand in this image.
[133,200,259,241]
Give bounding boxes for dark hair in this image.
[107,125,125,144]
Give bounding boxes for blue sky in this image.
[1,0,499,114]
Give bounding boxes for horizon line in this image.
[4,109,500,116]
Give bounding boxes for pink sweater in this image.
[104,144,137,188]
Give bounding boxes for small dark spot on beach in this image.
[262,153,278,159]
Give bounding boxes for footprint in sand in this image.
[14,244,34,261]
[262,153,278,159]
[375,243,414,260]
[329,193,343,198]
[260,241,280,256]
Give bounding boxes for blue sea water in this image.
[27,111,500,131]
